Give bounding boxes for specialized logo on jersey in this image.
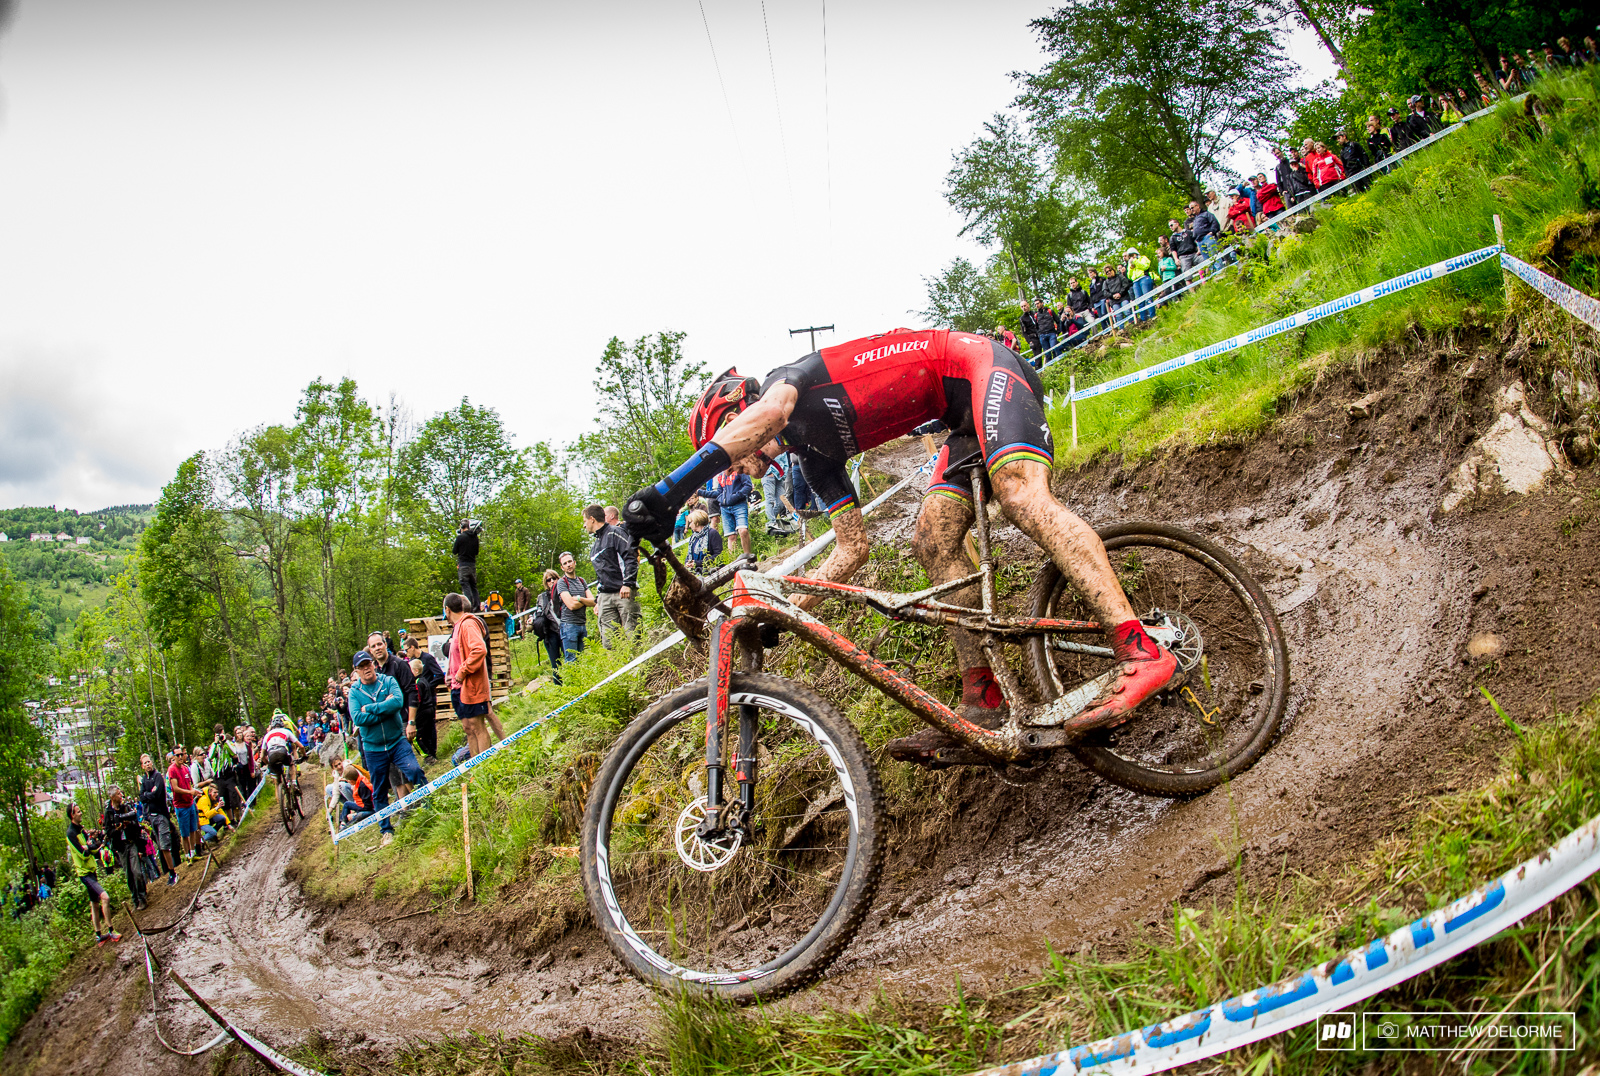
[983,370,1011,443]
[852,338,929,368]
[825,397,859,455]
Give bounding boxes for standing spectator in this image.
[1406,95,1440,143]
[451,520,482,610]
[555,551,594,660]
[366,631,419,764]
[190,743,213,793]
[1124,248,1154,322]
[582,504,641,645]
[1033,298,1058,364]
[167,748,202,862]
[104,787,146,912]
[512,578,532,637]
[139,752,180,883]
[686,509,723,571]
[1312,142,1346,189]
[1387,107,1413,153]
[1254,174,1285,221]
[348,648,426,849]
[1065,276,1091,324]
[1018,300,1041,360]
[1272,147,1305,205]
[1203,189,1224,222]
[1337,131,1371,191]
[1226,187,1256,231]
[531,568,566,684]
[994,325,1019,352]
[1104,261,1133,327]
[761,450,795,531]
[404,635,445,761]
[1187,200,1222,263]
[1168,218,1199,277]
[205,725,240,816]
[712,470,754,557]
[65,805,118,946]
[1512,51,1539,86]
[227,728,256,805]
[1086,266,1108,319]
[1155,237,1178,305]
[1366,114,1393,171]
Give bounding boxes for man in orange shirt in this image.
[445,592,493,757]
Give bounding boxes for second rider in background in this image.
[624,327,1178,763]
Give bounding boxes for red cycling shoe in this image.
[1063,621,1180,736]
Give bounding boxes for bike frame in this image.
[689,464,1144,836]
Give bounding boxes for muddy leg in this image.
[990,460,1134,626]
[910,494,987,673]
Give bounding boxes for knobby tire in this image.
[1024,522,1289,796]
[581,672,884,1002]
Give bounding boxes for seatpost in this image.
[967,464,997,613]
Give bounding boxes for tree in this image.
[573,332,707,505]
[219,424,299,709]
[1020,0,1302,205]
[291,378,376,667]
[917,256,1021,333]
[396,399,528,549]
[0,559,50,878]
[944,114,1098,301]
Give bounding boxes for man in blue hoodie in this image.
[347,649,427,847]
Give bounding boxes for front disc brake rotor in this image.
[674,797,743,872]
[1145,609,1203,672]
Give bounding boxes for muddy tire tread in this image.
[1024,521,1290,797]
[581,672,884,1003]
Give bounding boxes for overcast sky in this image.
[0,1,1334,511]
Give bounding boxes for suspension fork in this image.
[701,618,736,834]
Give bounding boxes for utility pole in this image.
[789,324,835,353]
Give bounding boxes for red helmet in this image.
[688,368,760,447]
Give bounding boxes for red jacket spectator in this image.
[1226,193,1255,231]
[1255,182,1285,216]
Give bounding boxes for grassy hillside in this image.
[1041,70,1600,464]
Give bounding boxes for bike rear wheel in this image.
[1024,522,1289,796]
[581,672,883,1002]
[278,776,298,834]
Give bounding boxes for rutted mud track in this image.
[12,343,1600,1072]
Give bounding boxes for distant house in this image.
[29,533,49,541]
[75,536,91,546]
[0,533,8,542]
[54,532,70,541]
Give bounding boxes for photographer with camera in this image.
[452,519,483,610]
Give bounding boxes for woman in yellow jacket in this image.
[1124,247,1155,323]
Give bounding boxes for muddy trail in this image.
[11,337,1600,1074]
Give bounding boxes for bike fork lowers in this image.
[703,620,756,839]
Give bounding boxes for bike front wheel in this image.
[1025,522,1290,797]
[581,671,884,1002]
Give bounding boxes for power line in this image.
[696,0,752,189]
[821,0,833,240]
[760,0,797,213]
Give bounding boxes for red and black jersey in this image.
[761,329,1053,518]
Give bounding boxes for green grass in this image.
[1044,69,1600,464]
[333,692,1600,1076]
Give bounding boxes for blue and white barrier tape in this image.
[232,770,269,827]
[1501,251,1600,332]
[1069,245,1504,403]
[333,454,936,843]
[969,810,1600,1076]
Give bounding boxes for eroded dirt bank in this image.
[9,336,1599,1074]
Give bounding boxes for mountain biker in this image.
[259,711,304,792]
[622,328,1178,763]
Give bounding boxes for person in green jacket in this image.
[66,804,119,945]
[1124,247,1155,322]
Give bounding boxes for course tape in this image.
[233,770,269,828]
[968,810,1600,1076]
[333,455,936,843]
[1069,245,1503,403]
[1501,251,1600,332]
[139,933,232,1056]
[168,967,327,1076]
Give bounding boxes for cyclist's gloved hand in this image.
[624,486,674,546]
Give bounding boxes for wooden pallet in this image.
[405,611,512,704]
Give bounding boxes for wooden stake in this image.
[1494,214,1513,310]
[461,778,474,901]
[1070,375,1079,449]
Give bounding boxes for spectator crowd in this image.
[987,34,1593,368]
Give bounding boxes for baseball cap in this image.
[1408,94,1421,105]
[1387,106,1399,114]
[352,650,375,667]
